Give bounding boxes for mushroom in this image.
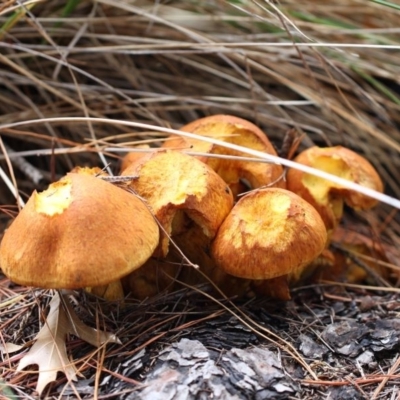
[120,149,234,298]
[286,146,383,234]
[315,225,390,284]
[0,171,160,391]
[0,172,159,289]
[121,255,180,300]
[211,188,327,298]
[162,114,285,197]
[121,149,233,256]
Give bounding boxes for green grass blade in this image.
[0,3,36,40]
[369,0,400,11]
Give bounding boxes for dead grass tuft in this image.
[1,0,400,398]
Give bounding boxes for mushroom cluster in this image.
[0,115,384,301]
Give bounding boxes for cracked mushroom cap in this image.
[162,114,285,196]
[121,150,234,256]
[286,146,383,232]
[0,172,159,289]
[211,188,327,280]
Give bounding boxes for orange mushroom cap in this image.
[162,114,285,196]
[212,188,327,280]
[0,173,159,289]
[286,146,383,232]
[122,150,234,256]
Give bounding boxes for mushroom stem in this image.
[86,280,125,302]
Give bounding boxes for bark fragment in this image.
[129,338,298,400]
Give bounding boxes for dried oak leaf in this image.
[17,292,120,395]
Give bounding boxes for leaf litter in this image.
[2,291,120,395]
[1,283,400,398]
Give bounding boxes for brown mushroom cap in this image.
[0,172,159,289]
[286,146,383,232]
[121,149,234,255]
[162,114,285,196]
[211,188,327,280]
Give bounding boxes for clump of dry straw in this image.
[1,0,400,398]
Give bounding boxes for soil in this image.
[1,282,400,399]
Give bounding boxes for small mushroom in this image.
[316,226,390,284]
[0,172,159,289]
[163,114,285,197]
[122,149,233,256]
[286,146,383,234]
[121,256,180,300]
[211,188,327,297]
[121,149,234,298]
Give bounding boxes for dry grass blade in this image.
[173,270,318,380]
[1,116,399,208]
